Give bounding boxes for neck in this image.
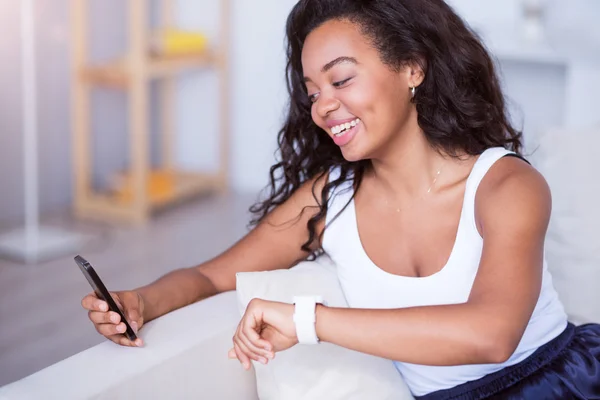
[369,115,448,200]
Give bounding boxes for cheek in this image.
[345,77,395,118]
[342,84,376,113]
[350,81,410,148]
[364,80,408,122]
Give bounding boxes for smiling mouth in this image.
[330,118,361,136]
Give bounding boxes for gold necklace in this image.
[387,166,443,213]
[427,167,443,194]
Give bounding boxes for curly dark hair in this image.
[249,0,523,258]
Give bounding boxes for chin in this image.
[339,144,371,163]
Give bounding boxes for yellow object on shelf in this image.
[152,29,209,57]
[113,170,176,205]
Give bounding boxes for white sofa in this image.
[0,292,260,400]
[0,256,413,400]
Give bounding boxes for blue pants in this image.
[417,323,600,399]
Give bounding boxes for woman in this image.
[82,0,600,398]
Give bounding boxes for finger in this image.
[123,323,144,347]
[82,293,108,312]
[88,310,121,325]
[234,335,264,365]
[242,318,274,356]
[228,348,237,359]
[233,342,251,370]
[96,322,127,337]
[106,329,143,347]
[108,334,137,347]
[81,293,96,310]
[239,331,270,363]
[123,335,144,347]
[233,326,253,368]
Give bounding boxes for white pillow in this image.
[530,125,600,324]
[236,255,414,400]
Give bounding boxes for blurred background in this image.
[0,0,599,387]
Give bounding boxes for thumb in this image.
[128,309,142,333]
[111,292,124,312]
[121,291,144,331]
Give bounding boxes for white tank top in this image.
[322,147,568,396]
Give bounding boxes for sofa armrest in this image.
[0,292,258,400]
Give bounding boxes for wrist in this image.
[134,288,153,322]
[315,304,328,343]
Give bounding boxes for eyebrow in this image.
[303,56,358,83]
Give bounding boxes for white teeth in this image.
[331,118,360,136]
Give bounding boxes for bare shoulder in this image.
[475,155,551,235]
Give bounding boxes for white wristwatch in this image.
[293,295,325,345]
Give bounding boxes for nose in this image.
[315,89,340,119]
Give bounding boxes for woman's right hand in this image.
[81,290,145,347]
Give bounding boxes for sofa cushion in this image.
[530,125,600,324]
[236,255,414,400]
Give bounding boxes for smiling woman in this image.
[249,0,522,254]
[80,1,600,399]
[240,0,600,398]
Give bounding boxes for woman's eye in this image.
[307,77,352,103]
[333,77,352,88]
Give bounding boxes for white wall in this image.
[446,0,520,34]
[229,0,296,193]
[448,0,600,153]
[447,0,600,52]
[175,0,296,193]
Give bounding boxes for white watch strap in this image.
[293,296,324,345]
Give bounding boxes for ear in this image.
[405,60,425,88]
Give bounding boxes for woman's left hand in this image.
[228,299,298,370]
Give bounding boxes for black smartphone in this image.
[74,255,138,341]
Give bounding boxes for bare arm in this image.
[315,158,551,365]
[137,174,328,323]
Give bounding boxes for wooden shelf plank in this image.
[79,51,218,88]
[74,195,141,224]
[74,172,220,224]
[148,52,218,77]
[110,170,220,208]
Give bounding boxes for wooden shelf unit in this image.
[70,0,230,224]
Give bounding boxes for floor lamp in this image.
[0,0,88,263]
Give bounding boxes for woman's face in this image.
[302,19,420,162]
